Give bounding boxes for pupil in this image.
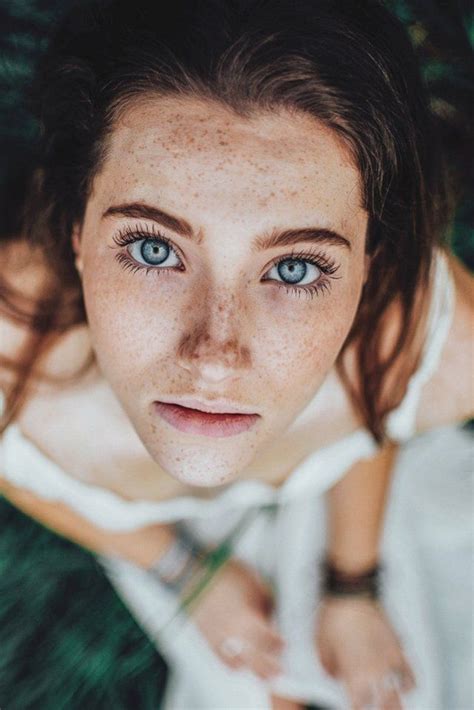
[141,239,168,265]
[278,259,306,284]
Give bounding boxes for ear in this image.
[72,224,84,275]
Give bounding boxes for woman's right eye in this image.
[128,238,182,268]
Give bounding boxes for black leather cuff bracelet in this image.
[320,558,382,600]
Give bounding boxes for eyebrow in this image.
[102,202,352,251]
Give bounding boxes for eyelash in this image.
[111,223,341,299]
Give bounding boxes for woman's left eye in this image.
[265,257,322,287]
[128,238,182,268]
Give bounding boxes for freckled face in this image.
[74,96,368,486]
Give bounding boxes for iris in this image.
[278,259,307,284]
[141,239,169,265]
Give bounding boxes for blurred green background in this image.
[0,0,473,266]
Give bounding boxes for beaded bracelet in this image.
[320,558,382,600]
[147,508,262,618]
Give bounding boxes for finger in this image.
[317,644,338,677]
[259,587,276,615]
[247,615,286,655]
[245,648,284,680]
[217,652,246,671]
[215,640,247,671]
[398,663,417,692]
[241,616,286,679]
[373,664,414,710]
[345,676,374,710]
[216,628,284,675]
[379,688,402,710]
[218,635,283,679]
[383,660,417,694]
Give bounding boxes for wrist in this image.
[324,548,379,575]
[320,556,382,601]
[146,524,208,594]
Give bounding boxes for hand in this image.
[315,596,416,710]
[190,558,285,680]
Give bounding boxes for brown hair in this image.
[0,0,456,440]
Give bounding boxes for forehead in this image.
[95,96,364,231]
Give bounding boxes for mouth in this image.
[153,401,260,438]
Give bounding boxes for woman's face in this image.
[74,96,369,486]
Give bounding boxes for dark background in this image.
[0,0,473,267]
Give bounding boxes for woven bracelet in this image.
[147,523,208,595]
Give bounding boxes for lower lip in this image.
[154,402,260,437]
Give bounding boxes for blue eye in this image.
[140,239,168,265]
[267,257,322,287]
[128,238,181,268]
[279,259,312,284]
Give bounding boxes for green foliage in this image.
[0,495,168,709]
[388,0,474,267]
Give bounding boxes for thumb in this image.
[254,576,276,613]
[318,642,339,678]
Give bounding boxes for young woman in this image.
[0,1,472,708]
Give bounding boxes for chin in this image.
[145,437,253,488]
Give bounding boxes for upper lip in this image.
[156,396,259,415]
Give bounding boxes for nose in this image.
[176,291,252,385]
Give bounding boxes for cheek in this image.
[260,284,359,389]
[80,265,185,381]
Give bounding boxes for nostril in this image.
[177,359,194,374]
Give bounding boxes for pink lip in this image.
[154,401,260,437]
[158,395,257,415]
